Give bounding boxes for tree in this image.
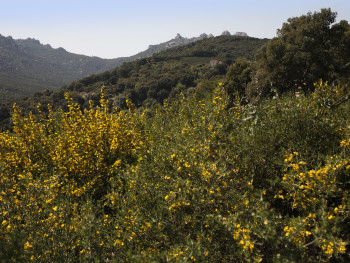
[225,58,252,97]
[248,8,350,99]
[329,20,350,82]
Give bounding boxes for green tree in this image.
[248,8,350,99]
[330,20,350,82]
[225,58,252,99]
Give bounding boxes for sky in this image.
[1,0,350,59]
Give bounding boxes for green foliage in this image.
[1,81,349,262]
[2,9,350,262]
[247,8,350,99]
[0,36,267,131]
[61,35,266,108]
[225,58,253,105]
[154,35,267,61]
[311,80,350,112]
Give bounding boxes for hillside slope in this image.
[0,32,229,102]
[0,35,268,131]
[59,35,268,109]
[0,34,126,100]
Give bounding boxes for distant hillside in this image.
[0,34,128,101]
[0,34,268,130]
[12,35,267,112]
[58,35,268,110]
[128,31,248,59]
[0,31,244,103]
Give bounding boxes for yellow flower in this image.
[339,242,346,253]
[24,241,33,250]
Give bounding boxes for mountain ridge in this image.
[0,34,126,101]
[1,30,251,97]
[0,33,268,130]
[0,31,247,102]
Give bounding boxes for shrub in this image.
[0,83,349,262]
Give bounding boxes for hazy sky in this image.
[1,0,350,59]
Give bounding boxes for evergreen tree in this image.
[247,8,350,99]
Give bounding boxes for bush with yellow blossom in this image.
[0,82,349,262]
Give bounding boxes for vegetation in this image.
[245,8,350,99]
[1,8,350,263]
[0,35,127,103]
[0,35,267,131]
[1,81,349,262]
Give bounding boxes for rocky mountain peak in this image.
[175,33,183,39]
[221,30,231,36]
[234,32,248,37]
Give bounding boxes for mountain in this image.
[133,31,249,59]
[59,35,267,111]
[0,33,267,131]
[0,32,247,102]
[0,34,131,101]
[133,33,212,59]
[7,35,268,116]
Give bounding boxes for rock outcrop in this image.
[221,30,232,36]
[233,32,248,37]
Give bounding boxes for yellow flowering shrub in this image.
[0,82,349,262]
[0,89,142,261]
[277,136,350,260]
